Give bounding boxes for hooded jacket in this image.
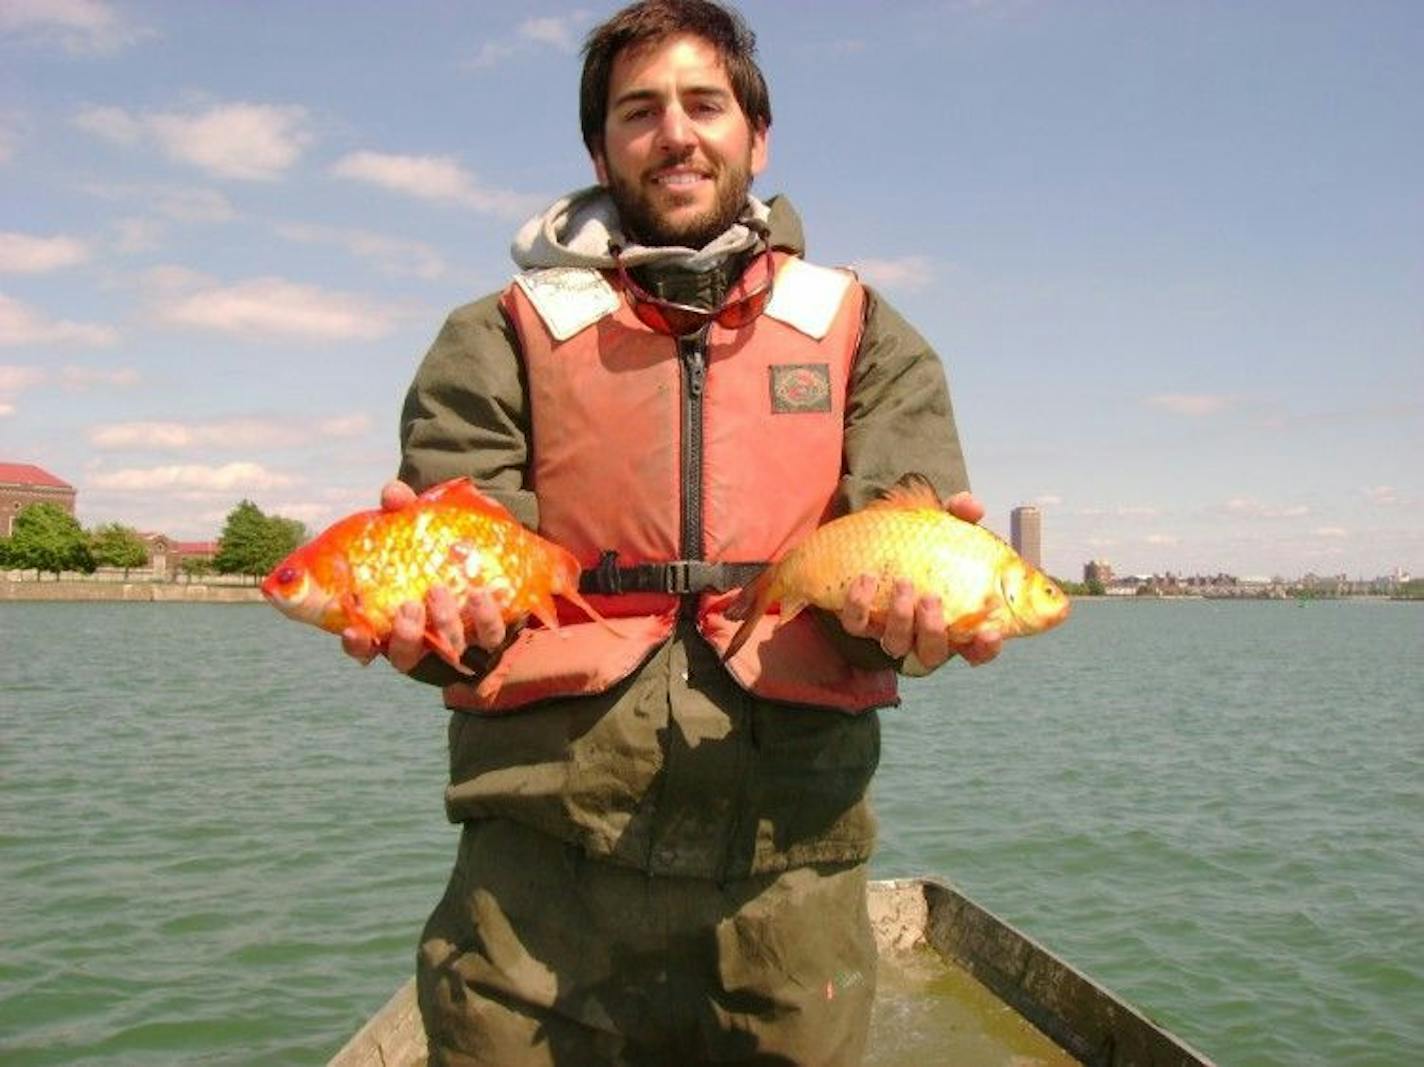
[397,190,968,878]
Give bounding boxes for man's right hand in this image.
[339,480,509,674]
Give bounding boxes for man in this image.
[345,2,1000,1063]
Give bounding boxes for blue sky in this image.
[2,0,1419,580]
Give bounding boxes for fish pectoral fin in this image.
[945,608,993,644]
[423,627,476,676]
[341,591,380,642]
[777,595,809,628]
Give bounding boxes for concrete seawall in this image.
[0,581,264,603]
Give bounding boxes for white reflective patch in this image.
[764,259,853,340]
[513,267,620,342]
[461,547,484,580]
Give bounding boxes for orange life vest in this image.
[442,251,899,714]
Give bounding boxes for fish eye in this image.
[277,566,298,585]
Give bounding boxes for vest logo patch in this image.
[769,364,832,414]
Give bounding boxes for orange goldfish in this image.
[724,474,1070,661]
[261,477,614,672]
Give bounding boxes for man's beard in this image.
[606,152,752,249]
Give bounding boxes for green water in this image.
[2,600,1420,1065]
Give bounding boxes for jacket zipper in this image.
[678,330,707,615]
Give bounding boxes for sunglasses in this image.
[610,243,776,337]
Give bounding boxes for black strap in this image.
[579,551,767,595]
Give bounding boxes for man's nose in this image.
[655,106,696,151]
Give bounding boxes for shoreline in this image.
[0,580,264,603]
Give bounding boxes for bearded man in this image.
[344,2,1000,1063]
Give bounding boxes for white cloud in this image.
[517,14,589,52]
[154,186,237,222]
[331,150,542,218]
[136,264,216,295]
[464,12,592,69]
[0,292,117,346]
[1363,485,1400,506]
[73,104,143,143]
[75,102,310,180]
[1222,496,1310,519]
[0,0,150,55]
[0,232,91,273]
[89,413,372,450]
[465,40,519,69]
[0,363,46,391]
[89,462,297,492]
[315,413,372,437]
[83,182,238,223]
[274,222,446,279]
[1146,393,1236,417]
[112,217,163,253]
[60,364,138,389]
[1312,527,1348,539]
[153,277,397,341]
[851,256,934,293]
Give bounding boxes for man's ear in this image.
[591,140,610,186]
[750,122,769,177]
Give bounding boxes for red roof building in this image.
[1,463,76,537]
[140,534,219,577]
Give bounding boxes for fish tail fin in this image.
[722,564,779,663]
[549,543,627,638]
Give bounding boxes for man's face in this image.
[594,33,768,248]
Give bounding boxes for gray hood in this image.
[510,185,774,274]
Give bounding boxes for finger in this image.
[959,628,1003,667]
[341,627,377,666]
[839,574,878,637]
[386,601,428,674]
[879,579,917,658]
[913,595,951,670]
[464,588,507,651]
[425,586,467,659]
[945,491,985,525]
[380,479,417,512]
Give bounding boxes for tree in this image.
[214,500,306,579]
[90,522,149,577]
[10,503,95,578]
[181,555,215,578]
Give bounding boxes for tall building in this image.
[1010,505,1042,568]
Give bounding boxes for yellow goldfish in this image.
[724,474,1069,661]
[262,477,613,672]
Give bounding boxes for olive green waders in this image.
[418,818,877,1066]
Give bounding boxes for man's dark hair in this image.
[580,0,772,157]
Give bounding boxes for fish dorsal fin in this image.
[866,473,943,513]
[417,477,517,522]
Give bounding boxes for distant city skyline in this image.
[1,1,1419,579]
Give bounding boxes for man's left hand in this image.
[837,490,1003,671]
